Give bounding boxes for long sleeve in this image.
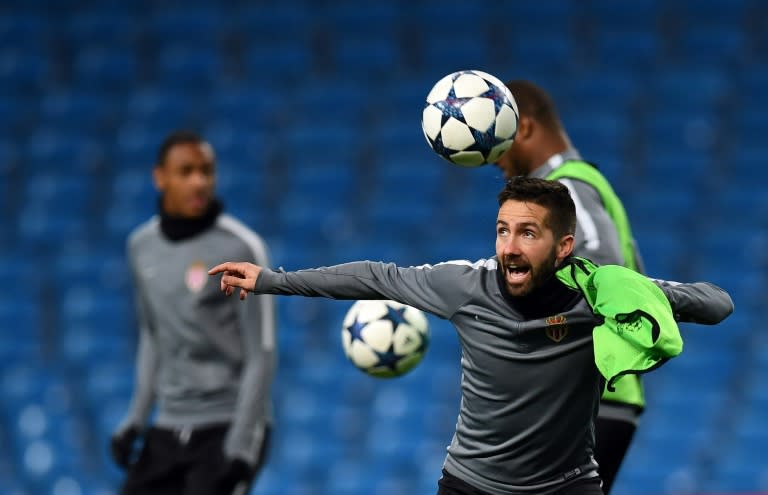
[654,279,734,324]
[557,258,734,390]
[255,260,480,319]
[224,238,277,465]
[116,255,159,433]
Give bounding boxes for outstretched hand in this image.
[208,262,263,300]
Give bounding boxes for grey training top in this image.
[253,258,731,494]
[119,214,276,465]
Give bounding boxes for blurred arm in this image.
[654,279,735,324]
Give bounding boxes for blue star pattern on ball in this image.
[383,304,408,329]
[345,317,368,344]
[374,347,405,371]
[341,300,430,378]
[371,304,411,371]
[421,69,519,167]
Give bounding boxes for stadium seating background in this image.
[0,0,765,494]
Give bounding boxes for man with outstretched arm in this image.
[209,177,733,495]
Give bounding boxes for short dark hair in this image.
[156,130,206,167]
[505,80,562,131]
[498,177,576,238]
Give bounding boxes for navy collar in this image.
[158,199,222,242]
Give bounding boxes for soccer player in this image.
[208,177,733,495]
[110,131,276,495]
[496,80,645,494]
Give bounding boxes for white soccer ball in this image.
[422,69,519,167]
[341,300,429,378]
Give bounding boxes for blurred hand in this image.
[208,262,262,300]
[110,426,140,469]
[216,456,254,494]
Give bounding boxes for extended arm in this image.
[209,260,476,319]
[654,279,734,324]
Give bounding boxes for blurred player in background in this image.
[110,131,276,495]
[208,177,733,495]
[496,80,644,494]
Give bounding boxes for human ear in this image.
[152,166,166,192]
[516,115,534,141]
[556,234,575,261]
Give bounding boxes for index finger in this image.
[208,262,238,275]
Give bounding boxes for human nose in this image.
[499,234,522,256]
[190,170,210,188]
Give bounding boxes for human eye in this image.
[179,164,193,177]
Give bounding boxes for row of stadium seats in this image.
[2,0,767,493]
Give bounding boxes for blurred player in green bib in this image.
[496,80,645,494]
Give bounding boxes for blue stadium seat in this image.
[59,323,131,368]
[727,142,768,182]
[334,38,400,77]
[24,129,105,174]
[562,110,630,180]
[0,46,51,93]
[205,89,281,132]
[590,0,660,30]
[670,0,750,25]
[644,111,720,165]
[125,86,205,129]
[82,362,134,407]
[0,95,31,138]
[680,25,746,67]
[0,299,44,363]
[21,174,92,216]
[624,185,696,231]
[38,90,118,137]
[592,29,661,70]
[412,1,491,37]
[243,40,312,84]
[104,171,156,247]
[506,1,576,35]
[59,287,133,338]
[710,434,768,491]
[155,44,223,90]
[114,120,171,171]
[66,9,139,47]
[419,33,492,76]
[145,6,224,46]
[290,78,370,126]
[561,72,640,111]
[284,122,361,163]
[0,2,764,494]
[234,3,313,43]
[0,13,52,57]
[73,46,140,92]
[16,209,90,250]
[638,146,715,185]
[652,68,729,110]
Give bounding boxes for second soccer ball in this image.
[422,70,519,167]
[341,300,429,378]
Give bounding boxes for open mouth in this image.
[505,263,531,283]
[188,196,207,208]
